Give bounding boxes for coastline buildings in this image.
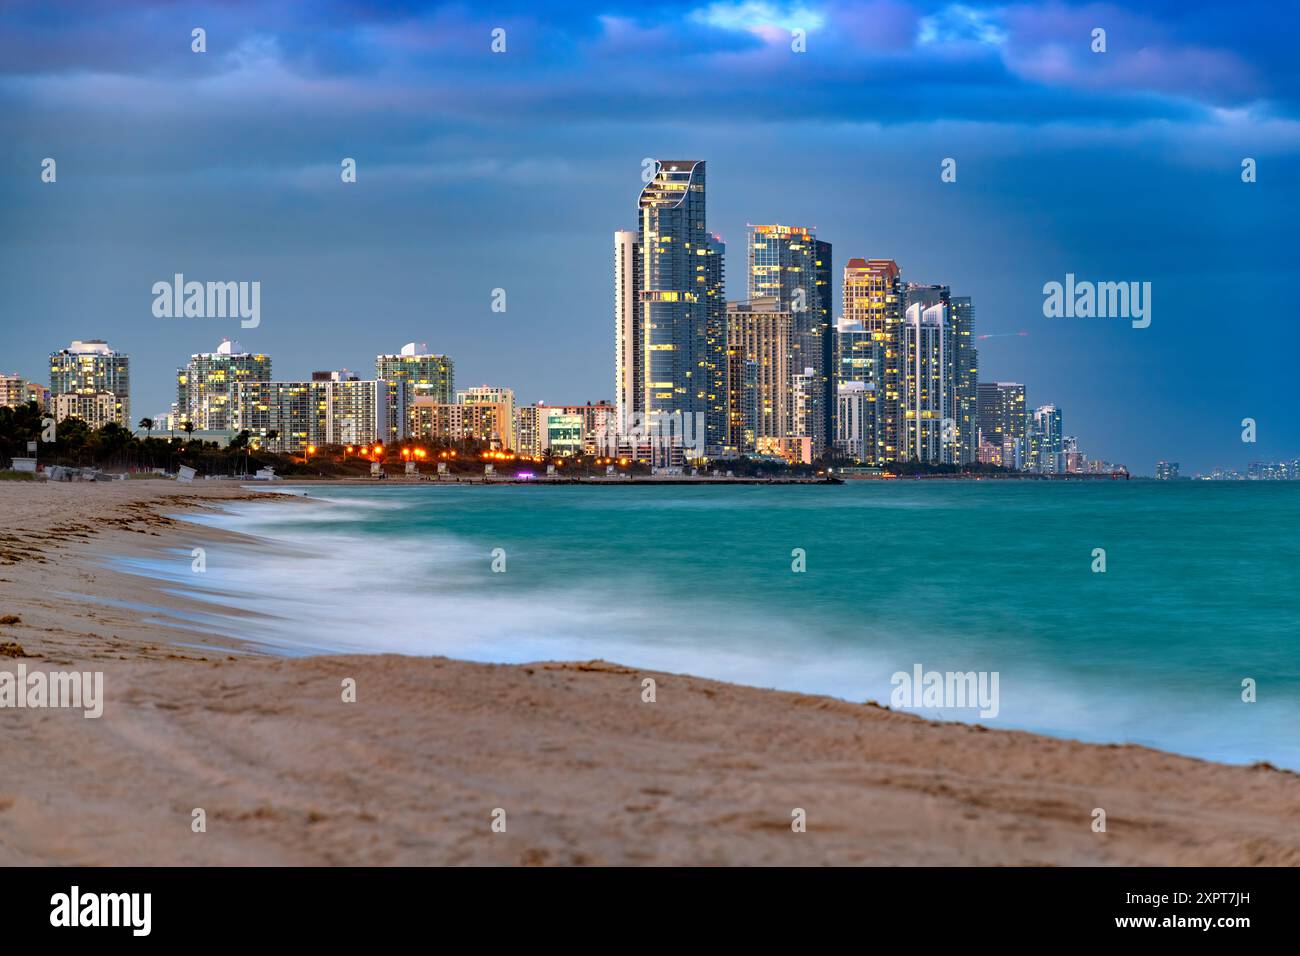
[703,234,728,454]
[413,400,510,449]
[1026,403,1064,474]
[726,298,793,457]
[834,380,877,460]
[977,382,1026,467]
[842,259,902,462]
[614,159,715,461]
[902,300,955,464]
[25,382,50,411]
[0,374,26,408]
[231,374,405,453]
[376,343,454,439]
[1155,461,1180,480]
[49,339,130,427]
[22,164,1118,471]
[457,386,515,436]
[516,401,617,457]
[177,338,271,430]
[613,229,642,431]
[949,296,978,464]
[833,316,884,462]
[52,392,118,429]
[747,224,831,456]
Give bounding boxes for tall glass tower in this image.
[843,259,902,462]
[747,224,828,456]
[639,160,709,458]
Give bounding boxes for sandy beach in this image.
[0,480,1296,866]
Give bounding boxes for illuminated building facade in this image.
[902,301,955,464]
[842,259,902,461]
[726,298,792,454]
[177,338,271,430]
[49,339,130,427]
[232,378,404,453]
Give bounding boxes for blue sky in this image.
[2,0,1298,472]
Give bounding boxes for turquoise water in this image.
[143,481,1300,768]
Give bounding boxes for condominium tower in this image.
[177,338,272,430]
[748,224,831,456]
[49,339,130,427]
[615,160,716,459]
[902,301,955,463]
[842,259,902,462]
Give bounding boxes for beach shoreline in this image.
[0,480,1296,866]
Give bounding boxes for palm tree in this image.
[138,417,154,438]
[181,421,195,438]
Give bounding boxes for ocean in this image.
[127,480,1300,769]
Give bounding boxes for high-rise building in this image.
[232,378,405,453]
[457,386,515,445]
[613,229,642,431]
[621,159,711,460]
[748,224,828,456]
[902,301,955,463]
[977,382,1026,456]
[814,239,834,456]
[703,234,728,453]
[949,296,978,464]
[0,374,25,408]
[1026,404,1063,474]
[834,317,885,462]
[177,338,271,430]
[1155,461,1180,481]
[835,380,878,461]
[843,259,902,461]
[376,343,454,438]
[49,339,130,427]
[726,298,792,455]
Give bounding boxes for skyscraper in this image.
[177,338,272,431]
[632,159,711,460]
[949,296,978,464]
[376,342,454,438]
[814,239,834,457]
[613,229,641,431]
[748,224,828,456]
[726,298,792,456]
[843,259,902,461]
[902,301,955,463]
[49,339,130,427]
[703,234,728,453]
[835,381,877,461]
[977,382,1026,464]
[1027,404,1063,474]
[834,316,884,462]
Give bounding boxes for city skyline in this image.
[3,1,1298,472]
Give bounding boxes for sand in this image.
[0,480,1296,866]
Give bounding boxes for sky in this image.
[2,0,1298,473]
